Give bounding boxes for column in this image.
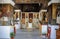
[52,4,57,24]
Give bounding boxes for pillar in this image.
[52,4,57,24]
[52,4,57,19]
[2,4,13,25]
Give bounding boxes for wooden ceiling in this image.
[13,0,48,12]
[15,0,48,9]
[15,0,40,3]
[15,3,42,12]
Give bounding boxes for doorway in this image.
[28,13,33,28]
[29,13,33,23]
[21,13,26,28]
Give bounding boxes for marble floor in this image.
[14,25,59,39]
[14,29,47,39]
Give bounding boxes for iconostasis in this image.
[21,12,39,29]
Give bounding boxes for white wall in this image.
[48,25,59,39]
[42,25,48,34]
[0,0,15,6]
[0,26,11,38]
[48,0,60,6]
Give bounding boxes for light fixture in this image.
[14,10,21,12]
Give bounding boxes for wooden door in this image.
[22,13,25,24]
[29,13,33,23]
